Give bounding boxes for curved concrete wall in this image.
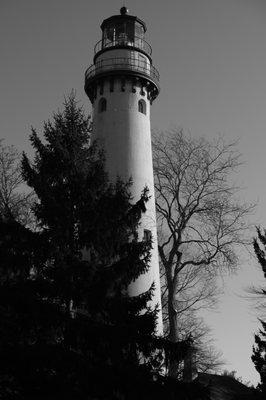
[92,78,163,334]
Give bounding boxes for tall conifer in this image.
[0,94,161,399]
[0,94,209,399]
[252,229,266,395]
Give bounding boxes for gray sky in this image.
[1,0,266,385]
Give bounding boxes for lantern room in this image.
[94,7,152,58]
[85,7,160,103]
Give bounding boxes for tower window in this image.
[143,229,152,242]
[138,99,146,115]
[98,97,107,113]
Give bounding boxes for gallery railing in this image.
[85,57,160,84]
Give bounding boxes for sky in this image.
[1,0,266,386]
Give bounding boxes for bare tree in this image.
[171,314,225,379]
[153,129,254,377]
[0,139,34,226]
[160,261,224,376]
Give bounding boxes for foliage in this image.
[252,228,266,394]
[0,95,156,398]
[0,95,209,399]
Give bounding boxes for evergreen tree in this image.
[0,94,209,400]
[252,228,266,395]
[0,94,162,399]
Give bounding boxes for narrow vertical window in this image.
[110,78,114,92]
[98,97,107,113]
[143,229,152,242]
[138,99,146,115]
[99,81,104,95]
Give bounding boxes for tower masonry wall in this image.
[92,77,163,334]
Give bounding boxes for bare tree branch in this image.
[0,139,35,227]
[153,129,255,378]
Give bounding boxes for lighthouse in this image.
[84,7,163,334]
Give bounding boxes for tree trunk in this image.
[167,281,180,378]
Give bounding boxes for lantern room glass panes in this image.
[102,19,144,50]
[135,23,144,38]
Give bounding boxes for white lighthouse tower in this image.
[84,7,163,334]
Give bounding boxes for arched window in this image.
[138,99,146,115]
[98,97,107,113]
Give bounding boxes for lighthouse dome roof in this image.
[120,6,129,15]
